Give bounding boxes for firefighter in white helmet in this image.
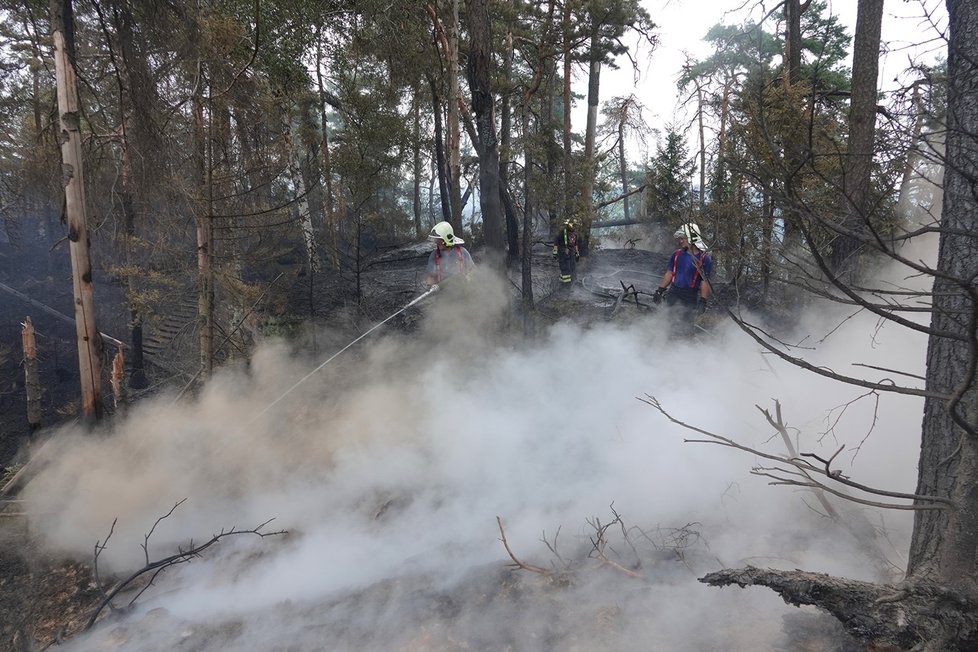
[425,221,475,287]
[653,223,712,326]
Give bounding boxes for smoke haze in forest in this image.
[20,242,938,651]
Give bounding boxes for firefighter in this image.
[425,221,475,287]
[552,219,580,288]
[652,223,712,326]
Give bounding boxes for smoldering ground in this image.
[21,261,929,651]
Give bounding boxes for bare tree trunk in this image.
[618,118,630,222]
[119,136,147,390]
[697,84,706,210]
[110,345,126,413]
[466,0,504,255]
[500,16,519,261]
[521,99,535,336]
[908,0,978,589]
[542,60,558,233]
[193,87,214,379]
[429,75,452,225]
[51,0,103,423]
[446,0,463,233]
[315,32,338,270]
[561,0,573,221]
[761,178,773,300]
[288,120,320,276]
[580,34,601,255]
[896,80,925,221]
[780,0,807,252]
[412,90,423,237]
[21,317,41,433]
[831,0,884,281]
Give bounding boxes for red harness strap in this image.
[434,246,465,282]
[672,248,703,288]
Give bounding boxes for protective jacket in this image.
[552,227,579,285]
[665,248,712,305]
[425,245,475,284]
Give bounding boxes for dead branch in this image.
[142,498,188,565]
[85,511,286,631]
[642,394,954,510]
[496,516,550,575]
[585,507,643,579]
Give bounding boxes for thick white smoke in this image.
[24,252,932,650]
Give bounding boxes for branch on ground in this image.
[85,501,287,631]
[700,565,978,650]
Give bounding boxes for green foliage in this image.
[645,130,696,224]
[1,463,23,488]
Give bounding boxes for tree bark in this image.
[701,566,978,650]
[412,90,423,237]
[909,0,978,590]
[429,74,452,226]
[561,0,573,221]
[22,317,41,433]
[831,0,884,281]
[617,105,630,223]
[315,34,339,270]
[193,85,214,379]
[446,0,463,233]
[51,0,103,423]
[465,0,504,254]
[579,33,601,255]
[697,83,706,211]
[500,13,519,261]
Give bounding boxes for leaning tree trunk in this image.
[51,0,103,423]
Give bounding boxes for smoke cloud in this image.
[25,256,933,650]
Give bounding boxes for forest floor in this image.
[0,241,817,651]
[0,243,672,649]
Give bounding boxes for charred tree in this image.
[21,317,42,434]
[51,0,104,423]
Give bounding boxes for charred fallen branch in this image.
[700,566,978,650]
[85,501,286,631]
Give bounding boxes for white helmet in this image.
[429,221,464,245]
[673,223,708,250]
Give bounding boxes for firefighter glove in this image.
[653,287,666,304]
[552,246,558,259]
[575,251,580,261]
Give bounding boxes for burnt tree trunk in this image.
[22,317,41,433]
[51,0,103,423]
